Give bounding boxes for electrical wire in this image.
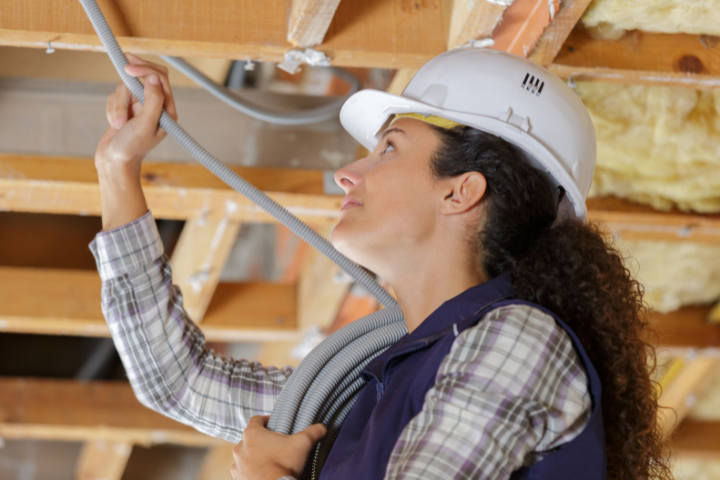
[160,56,360,126]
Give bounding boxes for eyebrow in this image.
[380,127,406,140]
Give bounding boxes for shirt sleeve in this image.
[384,304,592,480]
[89,211,293,442]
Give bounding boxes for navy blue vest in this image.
[319,273,606,479]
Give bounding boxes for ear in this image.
[439,172,487,216]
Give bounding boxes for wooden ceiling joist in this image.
[287,0,343,49]
[672,420,720,461]
[171,217,243,324]
[0,154,340,226]
[0,0,447,70]
[259,223,351,368]
[587,197,720,245]
[550,27,720,89]
[657,355,720,438]
[650,306,720,349]
[1,261,715,345]
[3,156,720,245]
[0,377,225,447]
[441,0,506,51]
[76,440,132,480]
[0,266,298,341]
[527,0,594,66]
[0,0,715,92]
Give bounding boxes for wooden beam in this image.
[258,224,350,368]
[672,420,720,461]
[549,64,720,90]
[75,441,132,480]
[3,157,720,244]
[441,0,506,50]
[0,377,226,447]
[0,267,299,341]
[649,306,720,348]
[296,224,351,332]
[657,356,720,437]
[489,0,558,58]
[2,0,718,86]
[327,287,380,334]
[550,27,720,90]
[171,218,242,323]
[710,302,720,325]
[0,46,231,88]
[386,69,417,96]
[587,197,720,245]
[0,0,447,70]
[0,154,341,226]
[528,0,593,66]
[287,0,343,49]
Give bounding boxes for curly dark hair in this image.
[429,125,672,480]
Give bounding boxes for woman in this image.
[90,49,670,480]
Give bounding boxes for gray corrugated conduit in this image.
[78,1,408,478]
[160,56,360,126]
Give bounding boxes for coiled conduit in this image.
[77,1,408,478]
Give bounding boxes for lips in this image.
[341,196,363,211]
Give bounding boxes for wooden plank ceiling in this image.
[0,0,717,89]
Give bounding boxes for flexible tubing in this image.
[78,0,395,308]
[315,364,373,425]
[268,305,405,433]
[160,56,360,126]
[293,322,406,433]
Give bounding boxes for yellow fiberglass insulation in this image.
[581,0,720,36]
[576,82,720,213]
[617,239,720,314]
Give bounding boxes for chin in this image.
[330,220,369,267]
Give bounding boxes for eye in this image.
[383,142,395,154]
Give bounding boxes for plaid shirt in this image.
[90,211,591,480]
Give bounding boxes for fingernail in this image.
[113,118,125,129]
[148,74,159,85]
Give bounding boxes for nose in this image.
[334,159,365,194]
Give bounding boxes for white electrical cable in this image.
[76,2,408,478]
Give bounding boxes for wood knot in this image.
[677,55,704,74]
[400,0,438,13]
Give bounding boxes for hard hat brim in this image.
[340,89,588,220]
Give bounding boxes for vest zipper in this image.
[309,343,428,480]
[310,427,341,480]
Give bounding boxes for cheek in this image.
[331,162,436,256]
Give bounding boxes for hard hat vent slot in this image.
[522,73,545,97]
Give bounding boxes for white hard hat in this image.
[339,48,596,220]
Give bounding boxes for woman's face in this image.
[330,118,444,273]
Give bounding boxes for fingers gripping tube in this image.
[78,0,407,477]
